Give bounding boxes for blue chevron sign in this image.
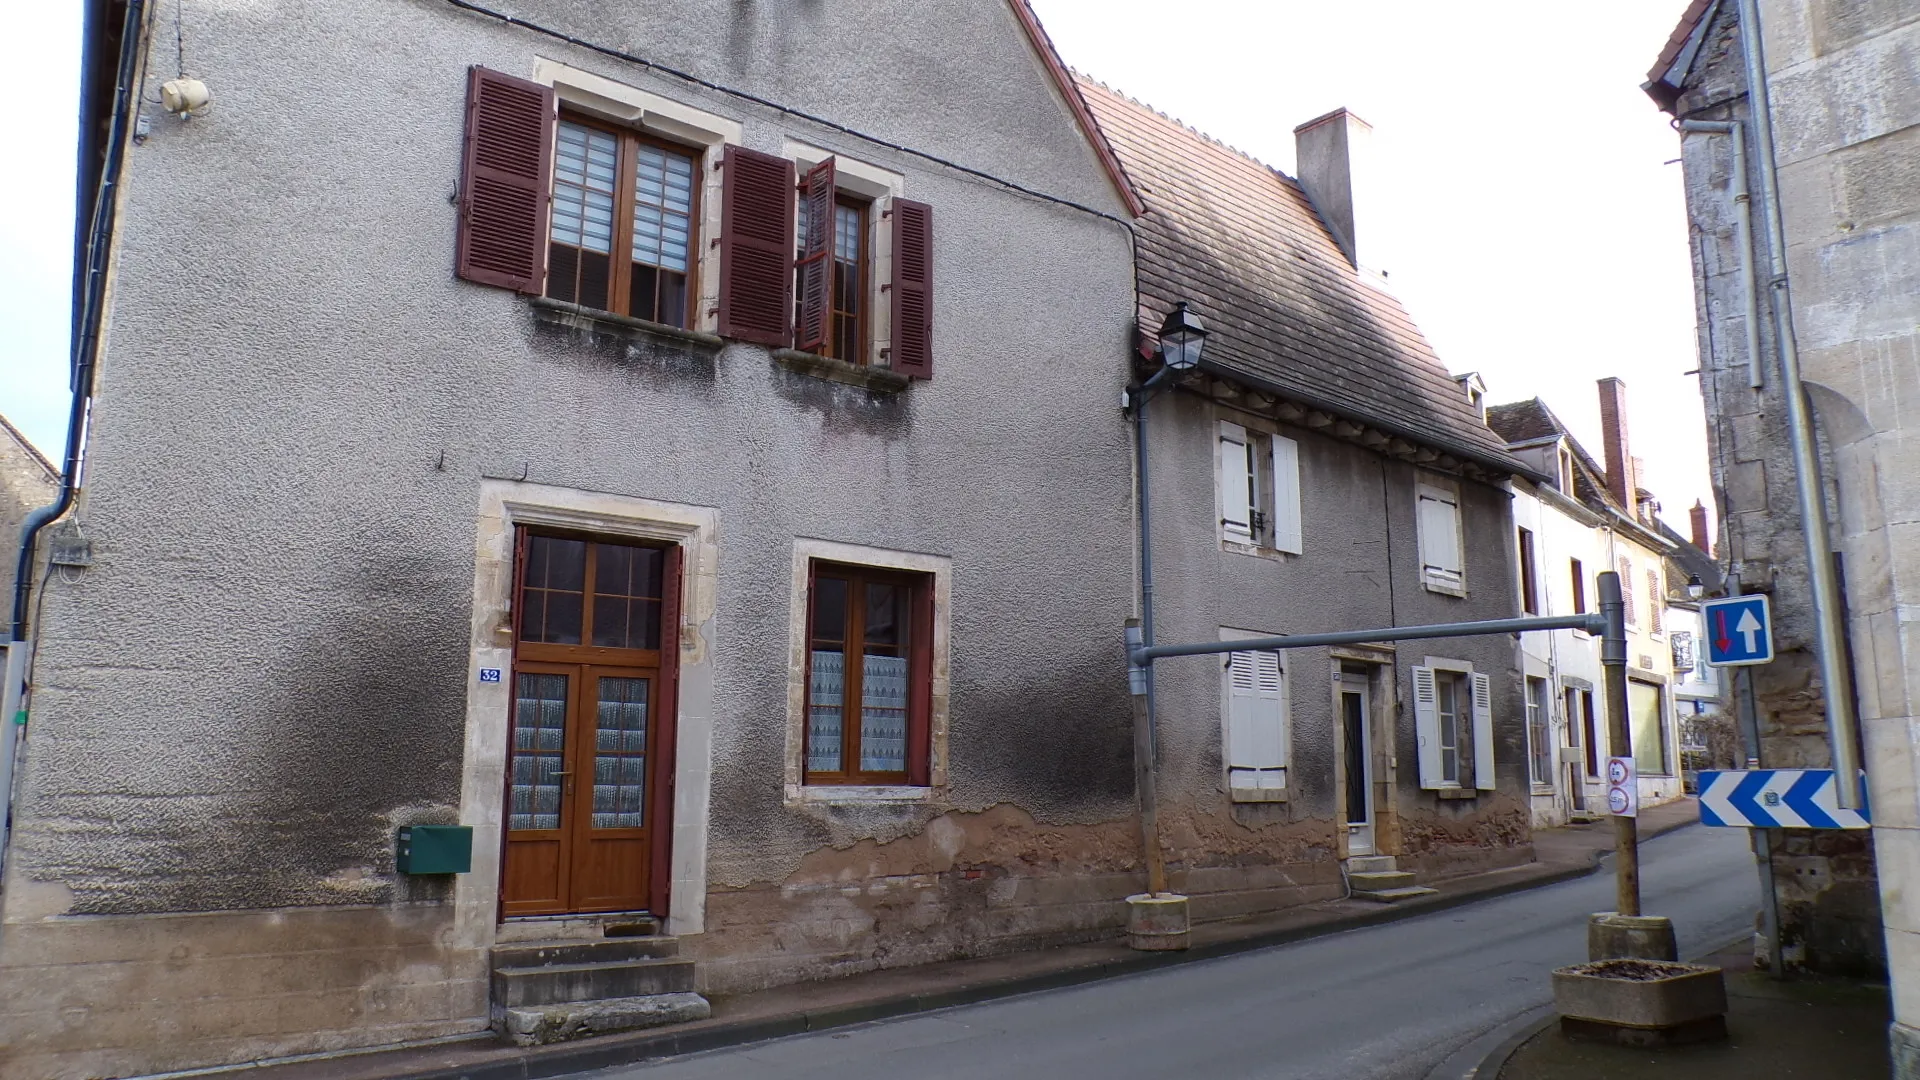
[1699,769,1869,829]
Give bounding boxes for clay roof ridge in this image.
[1073,73,1292,184]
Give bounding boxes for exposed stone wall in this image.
[1669,0,1919,991]
[0,418,58,633]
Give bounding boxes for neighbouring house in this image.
[1665,503,1732,788]
[0,416,59,642]
[1488,381,1691,822]
[0,1,1146,1076]
[1080,82,1542,902]
[1646,0,1913,1012]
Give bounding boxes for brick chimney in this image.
[1294,108,1374,272]
[1597,378,1634,510]
[1690,499,1711,552]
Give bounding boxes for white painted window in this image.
[1526,676,1553,785]
[1269,434,1302,554]
[1223,639,1288,799]
[1218,422,1256,543]
[1416,481,1465,594]
[1414,663,1495,790]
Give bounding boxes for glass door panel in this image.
[592,676,650,830]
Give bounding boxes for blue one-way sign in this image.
[1699,769,1869,829]
[1702,594,1774,666]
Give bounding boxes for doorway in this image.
[502,530,681,917]
[1563,686,1588,814]
[1339,668,1375,857]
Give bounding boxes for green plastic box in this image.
[396,824,472,875]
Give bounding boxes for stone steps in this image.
[1352,884,1440,903]
[490,936,709,1047]
[1346,855,1440,903]
[1347,870,1418,892]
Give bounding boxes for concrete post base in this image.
[1588,912,1678,961]
[1892,1021,1920,1080]
[1125,893,1190,951]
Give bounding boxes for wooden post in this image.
[1597,571,1640,917]
[1127,619,1169,896]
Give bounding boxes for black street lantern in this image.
[1686,573,1705,600]
[1158,302,1208,371]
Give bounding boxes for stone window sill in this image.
[1436,786,1480,800]
[791,784,934,805]
[1530,783,1558,796]
[1230,786,1288,804]
[774,349,910,393]
[1423,581,1469,599]
[528,296,725,356]
[1222,538,1299,562]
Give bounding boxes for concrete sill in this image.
[528,297,725,355]
[791,784,934,806]
[1230,786,1289,804]
[1436,787,1481,801]
[773,349,910,393]
[1221,538,1298,563]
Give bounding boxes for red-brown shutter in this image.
[456,67,554,294]
[718,145,796,347]
[906,577,934,786]
[794,159,837,354]
[889,199,933,378]
[648,543,684,918]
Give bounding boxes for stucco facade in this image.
[1650,0,1918,1056]
[0,2,1144,1076]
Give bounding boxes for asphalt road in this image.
[589,825,1758,1080]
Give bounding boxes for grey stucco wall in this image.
[11,0,1137,918]
[1144,387,1528,890]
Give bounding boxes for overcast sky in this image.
[1,1,1710,530]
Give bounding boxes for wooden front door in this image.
[502,531,680,918]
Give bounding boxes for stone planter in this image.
[1552,959,1728,1047]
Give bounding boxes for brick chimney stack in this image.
[1690,499,1711,553]
[1597,378,1634,510]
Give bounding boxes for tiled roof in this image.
[1485,398,1562,444]
[1077,78,1529,477]
[1643,0,1723,110]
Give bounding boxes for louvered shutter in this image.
[1619,558,1637,627]
[718,145,795,347]
[906,579,934,787]
[794,159,836,354]
[457,67,555,294]
[1412,666,1444,789]
[1225,651,1286,790]
[1418,488,1463,591]
[648,544,684,917]
[1219,423,1253,541]
[1472,671,1496,791]
[889,198,934,378]
[1647,570,1663,634]
[1270,434,1302,554]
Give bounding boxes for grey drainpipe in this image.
[1734,0,1863,806]
[1127,363,1175,894]
[1676,119,1763,390]
[3,0,149,881]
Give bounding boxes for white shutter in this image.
[1413,666,1444,789]
[1226,650,1286,790]
[1619,557,1637,627]
[1219,423,1253,541]
[1473,671,1496,790]
[1418,487,1463,591]
[1270,435,1302,554]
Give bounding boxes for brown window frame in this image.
[795,189,873,364]
[803,560,932,786]
[514,529,672,668]
[1570,558,1586,615]
[545,113,702,330]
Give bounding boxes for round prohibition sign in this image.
[1607,759,1631,785]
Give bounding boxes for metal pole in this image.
[1676,120,1762,389]
[1598,571,1640,917]
[1735,0,1863,807]
[1134,611,1606,664]
[1126,621,1168,896]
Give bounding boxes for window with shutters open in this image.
[1416,480,1465,596]
[793,160,871,364]
[1222,636,1287,802]
[1219,422,1255,543]
[1414,661,1494,790]
[1218,421,1304,555]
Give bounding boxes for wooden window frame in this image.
[795,188,873,364]
[515,528,670,669]
[1517,527,1539,615]
[546,112,702,329]
[1570,557,1587,615]
[803,560,932,786]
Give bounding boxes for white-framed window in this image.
[1221,629,1288,802]
[1413,660,1494,791]
[1217,421,1303,554]
[1526,675,1552,786]
[1416,477,1465,595]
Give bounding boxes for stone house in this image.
[1488,382,1689,821]
[1081,83,1542,902]
[0,416,59,643]
[1645,0,1916,1037]
[0,1,1147,1076]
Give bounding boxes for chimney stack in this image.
[1597,377,1634,510]
[1690,500,1711,553]
[1293,108,1374,272]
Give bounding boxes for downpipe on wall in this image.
[1675,119,1763,391]
[2,0,149,884]
[1733,0,1864,807]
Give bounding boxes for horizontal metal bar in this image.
[1132,613,1608,664]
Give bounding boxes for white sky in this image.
[0,1,1711,529]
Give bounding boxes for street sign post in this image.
[1699,769,1869,829]
[1702,594,1774,667]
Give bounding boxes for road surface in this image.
[587,824,1757,1080]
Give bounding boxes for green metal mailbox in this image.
[396,824,472,875]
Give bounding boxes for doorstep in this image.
[164,815,1702,1080]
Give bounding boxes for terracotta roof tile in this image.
[1643,0,1722,110]
[1077,78,1527,476]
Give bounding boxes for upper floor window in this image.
[1517,527,1539,615]
[795,176,871,363]
[546,119,698,328]
[1619,556,1638,628]
[1416,479,1465,595]
[1217,421,1303,554]
[1647,569,1664,636]
[1570,557,1587,614]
